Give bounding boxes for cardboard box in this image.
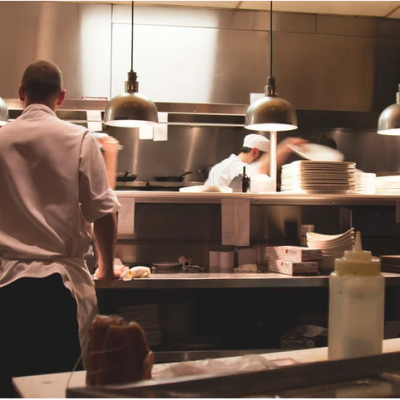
[266,246,322,262]
[269,260,319,276]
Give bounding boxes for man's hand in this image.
[278,137,308,154]
[95,264,129,280]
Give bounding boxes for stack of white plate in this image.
[350,172,376,194]
[117,304,162,347]
[376,176,400,194]
[281,161,356,194]
[307,228,355,271]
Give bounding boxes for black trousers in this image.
[0,274,82,398]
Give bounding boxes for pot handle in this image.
[179,170,193,178]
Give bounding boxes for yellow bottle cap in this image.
[334,232,381,276]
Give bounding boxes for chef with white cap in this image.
[204,134,306,187]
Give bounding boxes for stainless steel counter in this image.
[115,191,400,206]
[94,272,400,289]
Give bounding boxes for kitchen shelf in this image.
[94,272,400,290]
[115,191,400,206]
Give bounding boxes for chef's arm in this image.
[93,213,118,280]
[276,137,308,166]
[257,137,308,174]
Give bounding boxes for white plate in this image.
[307,229,354,242]
[179,185,233,193]
[291,160,353,166]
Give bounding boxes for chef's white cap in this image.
[243,134,270,152]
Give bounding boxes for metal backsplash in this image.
[0,2,111,99]
[1,2,400,110]
[2,2,400,177]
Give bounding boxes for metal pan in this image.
[116,171,137,182]
[155,170,192,182]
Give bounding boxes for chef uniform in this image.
[204,134,270,186]
[0,105,120,390]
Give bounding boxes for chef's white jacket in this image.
[0,104,121,363]
[204,154,261,186]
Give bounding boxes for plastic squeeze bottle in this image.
[328,231,384,360]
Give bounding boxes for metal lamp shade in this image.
[0,97,8,126]
[104,92,158,128]
[245,95,298,132]
[377,103,400,135]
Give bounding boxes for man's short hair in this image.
[241,147,266,155]
[21,60,63,103]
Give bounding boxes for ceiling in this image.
[86,1,400,19]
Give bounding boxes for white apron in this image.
[0,258,98,366]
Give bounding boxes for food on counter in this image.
[86,315,154,387]
[121,266,151,281]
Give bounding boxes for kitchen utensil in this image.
[116,171,137,182]
[288,143,345,162]
[154,170,193,182]
[152,262,182,273]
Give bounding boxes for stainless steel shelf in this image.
[94,272,400,290]
[115,191,400,206]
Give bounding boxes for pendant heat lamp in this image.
[0,97,8,126]
[104,1,158,128]
[377,84,400,135]
[245,1,297,190]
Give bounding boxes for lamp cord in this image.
[130,0,134,72]
[269,0,273,78]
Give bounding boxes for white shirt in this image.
[204,154,262,186]
[0,104,121,362]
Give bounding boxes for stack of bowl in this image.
[307,228,355,273]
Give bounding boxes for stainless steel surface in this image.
[4,98,400,176]
[0,97,8,125]
[378,87,400,134]
[111,126,241,182]
[110,4,399,108]
[245,94,298,131]
[94,272,400,289]
[0,2,111,100]
[2,4,400,178]
[104,91,159,127]
[115,181,147,188]
[115,191,400,206]
[316,14,376,37]
[148,181,183,187]
[0,3,400,108]
[154,348,283,363]
[113,193,398,267]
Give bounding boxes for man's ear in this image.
[251,147,259,161]
[56,89,66,106]
[18,84,25,102]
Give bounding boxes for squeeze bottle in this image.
[328,232,384,360]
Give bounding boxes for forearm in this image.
[93,213,118,280]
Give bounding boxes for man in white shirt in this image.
[0,60,122,396]
[204,133,306,187]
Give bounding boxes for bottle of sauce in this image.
[328,231,384,360]
[242,166,250,193]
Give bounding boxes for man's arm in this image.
[93,213,118,280]
[276,137,308,167]
[255,137,308,175]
